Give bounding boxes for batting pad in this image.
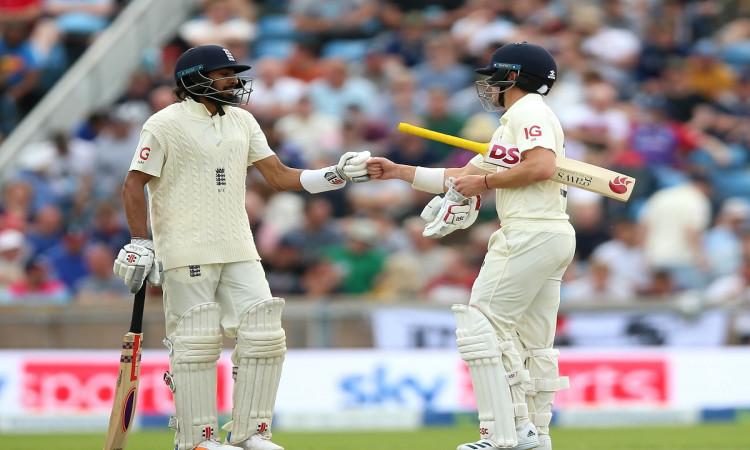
[453,304,527,448]
[225,297,286,444]
[524,348,569,435]
[165,303,223,450]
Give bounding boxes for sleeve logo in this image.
[523,126,542,139]
[139,147,150,160]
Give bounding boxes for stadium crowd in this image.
[1,0,750,342]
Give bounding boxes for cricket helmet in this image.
[174,44,253,106]
[475,42,557,111]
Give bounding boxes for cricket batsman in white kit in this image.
[113,44,371,450]
[367,42,575,450]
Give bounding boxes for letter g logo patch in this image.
[139,147,150,160]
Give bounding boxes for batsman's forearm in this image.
[122,182,150,239]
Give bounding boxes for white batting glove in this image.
[422,180,482,238]
[113,238,163,294]
[336,151,371,182]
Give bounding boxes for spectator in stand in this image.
[75,242,130,303]
[372,68,425,130]
[0,19,41,134]
[421,86,468,161]
[322,217,386,294]
[704,255,750,344]
[246,57,307,122]
[307,57,378,118]
[0,228,27,286]
[373,215,451,299]
[590,217,650,294]
[299,257,343,298]
[685,39,737,102]
[569,200,610,263]
[560,80,630,161]
[562,260,635,303]
[660,58,711,123]
[0,257,70,304]
[179,0,256,48]
[262,234,305,296]
[40,227,89,293]
[377,9,430,67]
[290,0,380,43]
[147,84,177,113]
[26,204,65,256]
[0,179,34,230]
[639,269,679,298]
[413,32,474,94]
[279,196,344,264]
[422,248,478,304]
[703,197,750,280]
[635,24,688,82]
[89,201,129,252]
[273,94,342,166]
[284,40,324,83]
[92,104,142,199]
[569,2,641,91]
[639,169,713,290]
[43,0,116,63]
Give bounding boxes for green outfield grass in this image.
[5,422,750,450]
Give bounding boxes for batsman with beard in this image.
[113,45,370,450]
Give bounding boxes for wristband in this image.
[412,167,445,194]
[484,174,490,190]
[300,166,347,193]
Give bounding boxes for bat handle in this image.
[129,284,147,334]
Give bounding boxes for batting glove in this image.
[113,238,163,294]
[422,180,481,238]
[336,151,371,182]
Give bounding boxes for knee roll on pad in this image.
[226,298,286,445]
[453,304,530,448]
[164,303,223,450]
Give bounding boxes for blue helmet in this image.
[174,45,253,106]
[475,42,557,111]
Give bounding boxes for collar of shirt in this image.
[500,93,544,125]
[181,98,223,146]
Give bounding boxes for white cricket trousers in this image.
[161,259,273,338]
[468,221,575,432]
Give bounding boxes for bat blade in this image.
[103,285,146,450]
[397,122,635,202]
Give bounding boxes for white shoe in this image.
[456,423,539,450]
[513,422,540,450]
[228,433,284,450]
[537,434,551,450]
[193,439,243,450]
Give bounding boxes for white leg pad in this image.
[226,298,286,445]
[524,348,568,435]
[453,304,529,448]
[164,303,223,450]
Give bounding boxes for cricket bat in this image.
[397,122,635,202]
[103,284,146,450]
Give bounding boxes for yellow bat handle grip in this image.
[397,123,489,156]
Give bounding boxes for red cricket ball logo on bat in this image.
[609,176,633,194]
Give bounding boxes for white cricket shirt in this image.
[129,99,275,270]
[470,93,570,225]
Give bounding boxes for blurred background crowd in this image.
[2,0,750,344]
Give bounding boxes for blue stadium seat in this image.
[252,38,295,59]
[258,14,296,40]
[711,169,750,201]
[321,39,371,61]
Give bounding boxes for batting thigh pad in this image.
[453,304,530,448]
[224,297,286,445]
[164,303,223,450]
[524,348,569,435]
